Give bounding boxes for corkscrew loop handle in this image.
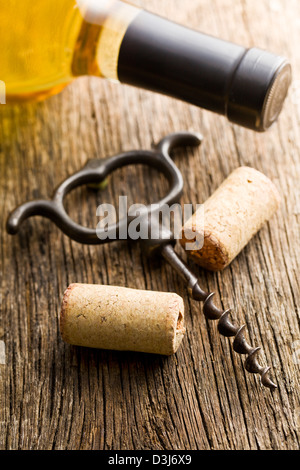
[7,132,202,244]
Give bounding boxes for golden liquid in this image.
[0,0,139,102]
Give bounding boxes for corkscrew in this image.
[6,132,277,390]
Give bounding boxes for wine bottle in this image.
[1,0,291,131]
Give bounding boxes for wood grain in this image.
[0,0,299,450]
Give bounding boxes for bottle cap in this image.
[227,48,292,131]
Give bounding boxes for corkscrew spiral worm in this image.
[202,292,277,389]
[161,244,277,390]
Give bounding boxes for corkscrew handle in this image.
[7,132,202,244]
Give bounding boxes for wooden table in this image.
[1,0,299,450]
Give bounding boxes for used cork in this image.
[60,284,185,356]
[180,167,281,271]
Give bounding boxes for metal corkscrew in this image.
[7,132,277,390]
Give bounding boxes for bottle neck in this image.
[117,9,291,131]
[118,10,246,117]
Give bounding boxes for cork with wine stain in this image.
[180,167,281,271]
[60,284,185,356]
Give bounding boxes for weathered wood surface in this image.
[0,0,299,450]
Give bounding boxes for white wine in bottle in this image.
[0,0,292,131]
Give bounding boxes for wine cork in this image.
[180,167,281,271]
[60,284,185,356]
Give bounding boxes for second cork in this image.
[181,167,281,271]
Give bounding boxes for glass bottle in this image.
[0,0,291,131]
